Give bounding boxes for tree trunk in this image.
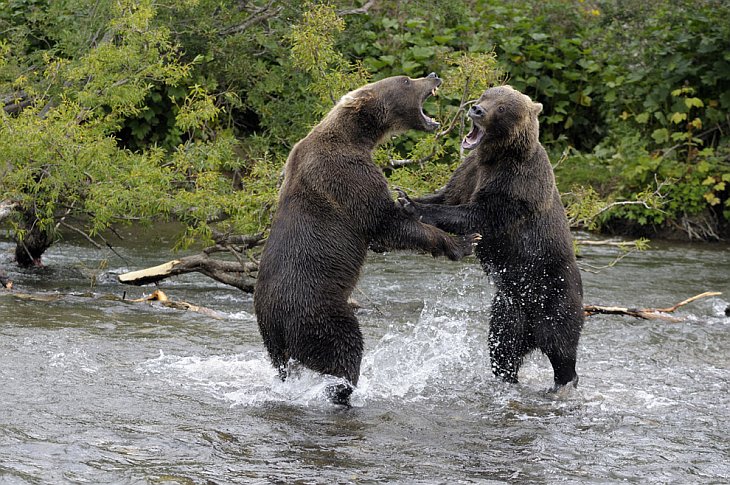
[14,210,54,267]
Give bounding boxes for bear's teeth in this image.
[431,87,439,96]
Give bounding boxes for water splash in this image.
[136,295,490,408]
[356,299,490,405]
[138,350,352,408]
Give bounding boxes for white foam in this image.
[138,350,351,408]
[138,280,492,408]
[711,298,729,320]
[49,348,99,374]
[225,310,256,321]
[357,300,487,405]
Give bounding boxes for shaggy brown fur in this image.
[400,85,584,390]
[254,74,479,405]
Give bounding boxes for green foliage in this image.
[2,0,730,258]
[287,2,368,113]
[0,0,276,249]
[386,161,460,199]
[474,1,607,151]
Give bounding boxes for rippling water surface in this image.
[1,231,728,484]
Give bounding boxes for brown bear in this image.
[398,85,584,391]
[254,73,480,406]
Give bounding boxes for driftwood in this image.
[0,286,223,318]
[2,291,61,302]
[584,291,722,322]
[575,239,642,248]
[119,254,259,292]
[129,289,224,319]
[118,232,264,293]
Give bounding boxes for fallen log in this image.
[0,285,224,318]
[584,291,722,322]
[129,289,224,319]
[118,233,264,292]
[118,254,258,292]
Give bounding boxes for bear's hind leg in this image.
[537,312,580,391]
[488,299,526,384]
[258,321,289,381]
[545,351,579,391]
[293,313,364,406]
[540,326,579,391]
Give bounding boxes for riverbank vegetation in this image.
[1,0,728,267]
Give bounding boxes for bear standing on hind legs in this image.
[399,85,583,391]
[254,73,480,406]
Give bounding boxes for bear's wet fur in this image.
[254,73,480,406]
[400,85,583,390]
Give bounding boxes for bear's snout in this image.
[469,105,485,118]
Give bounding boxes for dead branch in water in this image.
[584,291,722,322]
[118,233,264,293]
[119,253,259,292]
[0,285,223,318]
[576,239,644,248]
[129,289,224,319]
[575,237,651,274]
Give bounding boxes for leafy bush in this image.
[2,0,729,259]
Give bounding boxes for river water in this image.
[0,230,728,484]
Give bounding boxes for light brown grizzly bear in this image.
[399,85,584,391]
[254,73,480,405]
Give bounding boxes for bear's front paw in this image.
[395,187,420,218]
[444,233,481,261]
[459,233,482,257]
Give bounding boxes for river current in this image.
[0,231,728,484]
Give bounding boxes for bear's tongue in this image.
[462,124,484,150]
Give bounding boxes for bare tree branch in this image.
[219,0,282,37]
[58,221,103,249]
[118,253,259,292]
[3,99,34,114]
[584,291,722,321]
[1,91,27,105]
[210,230,265,250]
[129,289,224,319]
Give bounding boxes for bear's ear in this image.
[339,88,376,112]
[531,102,543,116]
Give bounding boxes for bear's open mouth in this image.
[420,86,440,131]
[462,122,484,150]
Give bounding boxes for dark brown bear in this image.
[399,85,583,391]
[254,73,480,405]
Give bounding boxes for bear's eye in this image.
[403,78,410,84]
[498,106,505,113]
